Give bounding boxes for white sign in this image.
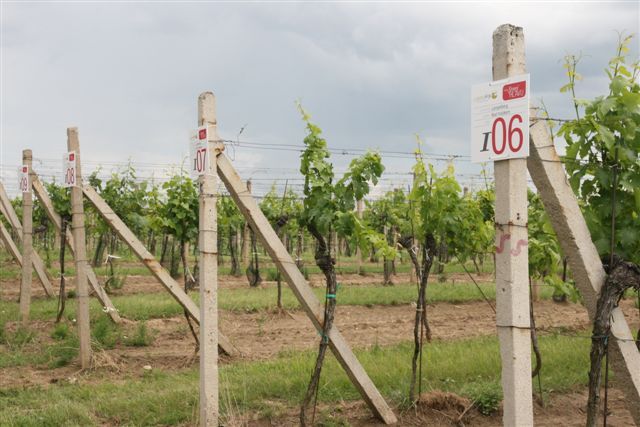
[19,165,30,193]
[190,125,209,177]
[471,74,530,163]
[62,151,77,188]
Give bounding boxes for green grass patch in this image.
[0,325,79,369]
[0,281,555,324]
[0,248,493,282]
[0,333,590,426]
[91,317,120,350]
[51,323,70,341]
[123,321,153,347]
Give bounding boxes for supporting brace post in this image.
[216,152,397,425]
[527,112,640,425]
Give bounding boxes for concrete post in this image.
[1,180,55,297]
[31,173,121,322]
[67,128,92,369]
[528,109,640,425]
[197,92,220,426]
[492,24,533,427]
[81,185,236,355]
[20,150,33,324]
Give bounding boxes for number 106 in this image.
[480,114,524,155]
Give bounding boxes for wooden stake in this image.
[0,181,55,296]
[31,174,121,323]
[20,150,34,324]
[528,110,640,425]
[492,24,533,427]
[197,91,220,427]
[216,152,397,425]
[67,128,92,369]
[82,185,237,356]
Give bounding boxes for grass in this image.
[123,321,153,347]
[0,325,78,369]
[0,246,494,281]
[0,333,591,426]
[0,317,157,370]
[91,317,120,349]
[1,281,556,323]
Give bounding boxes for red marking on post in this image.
[69,153,75,161]
[510,239,528,256]
[22,166,27,173]
[198,128,207,140]
[503,81,526,100]
[495,233,511,253]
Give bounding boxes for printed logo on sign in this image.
[502,81,526,100]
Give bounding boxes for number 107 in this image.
[194,148,208,173]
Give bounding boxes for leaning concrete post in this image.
[1,180,55,297]
[67,128,92,369]
[528,110,640,425]
[492,24,533,426]
[0,220,22,268]
[216,153,398,424]
[198,92,220,426]
[20,150,33,324]
[31,173,121,323]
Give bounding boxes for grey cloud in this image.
[1,2,638,195]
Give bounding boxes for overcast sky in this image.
[1,1,638,197]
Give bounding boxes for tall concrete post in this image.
[20,150,33,324]
[198,92,220,426]
[492,24,533,427]
[67,128,92,369]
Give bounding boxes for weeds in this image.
[92,317,120,350]
[48,335,79,368]
[51,323,70,340]
[124,322,153,347]
[467,382,502,415]
[0,334,590,425]
[5,326,36,351]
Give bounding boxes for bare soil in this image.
[2,270,638,426]
[3,298,638,389]
[246,388,635,426]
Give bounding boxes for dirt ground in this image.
[1,270,639,426]
[3,297,638,387]
[245,388,635,426]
